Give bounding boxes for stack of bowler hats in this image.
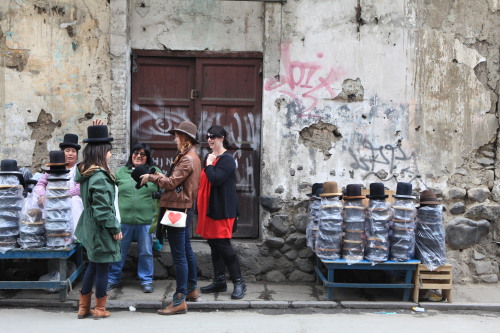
[390,182,416,261]
[342,184,366,262]
[43,151,73,248]
[0,160,24,249]
[415,189,446,269]
[365,183,391,263]
[315,181,343,260]
[306,183,324,252]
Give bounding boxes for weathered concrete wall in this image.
[0,0,111,170]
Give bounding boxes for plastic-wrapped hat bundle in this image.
[315,182,343,260]
[365,183,392,263]
[415,190,446,270]
[342,184,366,264]
[306,183,323,252]
[390,182,416,261]
[43,151,73,248]
[0,160,25,252]
[18,177,45,249]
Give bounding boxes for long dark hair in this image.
[79,143,112,174]
[126,143,154,168]
[207,125,230,149]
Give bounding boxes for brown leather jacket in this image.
[149,146,201,209]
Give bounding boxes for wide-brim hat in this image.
[307,183,324,197]
[343,184,365,199]
[83,125,113,143]
[59,133,81,150]
[392,182,416,199]
[419,189,441,205]
[167,121,199,143]
[366,182,388,199]
[319,181,342,197]
[45,151,70,174]
[131,164,156,189]
[0,159,21,176]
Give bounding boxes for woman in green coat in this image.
[75,124,122,319]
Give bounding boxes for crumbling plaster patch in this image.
[27,109,61,171]
[299,121,342,160]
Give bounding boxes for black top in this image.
[204,151,239,220]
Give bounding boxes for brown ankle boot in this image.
[157,294,187,315]
[93,295,111,318]
[77,291,94,319]
[186,289,199,302]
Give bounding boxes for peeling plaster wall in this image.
[0,0,111,170]
[129,0,264,51]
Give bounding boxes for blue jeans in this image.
[81,262,110,299]
[108,223,154,285]
[162,208,197,296]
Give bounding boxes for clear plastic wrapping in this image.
[44,178,73,248]
[0,182,24,252]
[316,197,343,260]
[390,199,416,261]
[18,191,45,248]
[306,199,321,252]
[415,205,446,270]
[365,200,391,263]
[342,199,365,264]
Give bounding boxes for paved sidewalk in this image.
[0,278,499,312]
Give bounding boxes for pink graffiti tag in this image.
[265,43,340,118]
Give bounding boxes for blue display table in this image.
[315,258,420,301]
[0,243,84,301]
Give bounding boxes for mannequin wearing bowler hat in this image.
[34,133,83,239]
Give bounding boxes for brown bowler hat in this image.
[319,181,342,197]
[419,189,441,205]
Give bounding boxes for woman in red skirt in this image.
[196,125,245,299]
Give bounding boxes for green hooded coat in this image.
[74,165,121,263]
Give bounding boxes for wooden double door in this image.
[131,51,262,238]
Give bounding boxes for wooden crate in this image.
[413,264,452,302]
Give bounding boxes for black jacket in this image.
[204,152,239,220]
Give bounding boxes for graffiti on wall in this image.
[265,43,341,118]
[348,136,419,181]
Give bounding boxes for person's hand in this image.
[140,174,150,186]
[92,118,104,125]
[206,153,216,166]
[37,195,45,207]
[113,232,123,241]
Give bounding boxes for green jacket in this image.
[115,165,161,226]
[74,165,121,263]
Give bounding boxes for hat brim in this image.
[343,195,365,199]
[393,194,416,199]
[319,192,343,197]
[168,129,199,143]
[83,137,114,143]
[60,143,81,150]
[0,171,22,175]
[366,194,388,199]
[45,169,70,174]
[420,200,441,205]
[46,162,68,167]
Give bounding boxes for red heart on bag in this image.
[168,212,182,224]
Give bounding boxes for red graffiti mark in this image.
[265,43,340,118]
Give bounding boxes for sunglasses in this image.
[206,134,222,140]
[132,151,146,157]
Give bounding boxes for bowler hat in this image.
[59,133,81,150]
[0,160,21,175]
[307,183,324,197]
[83,125,113,143]
[343,184,365,199]
[419,189,441,205]
[392,182,416,199]
[366,182,388,199]
[319,181,342,197]
[131,164,156,189]
[45,151,69,174]
[168,121,198,143]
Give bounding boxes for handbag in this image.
[160,209,187,228]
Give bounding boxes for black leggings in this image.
[81,262,111,298]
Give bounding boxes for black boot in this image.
[227,255,246,299]
[201,251,227,294]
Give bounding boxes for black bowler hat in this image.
[59,133,81,150]
[343,184,365,199]
[45,151,70,174]
[0,160,21,175]
[83,125,113,143]
[366,182,388,199]
[306,183,324,197]
[131,164,156,189]
[392,182,416,199]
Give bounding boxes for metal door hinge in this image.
[190,89,199,99]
